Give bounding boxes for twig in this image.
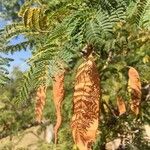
[102,100,118,118]
[101,51,113,71]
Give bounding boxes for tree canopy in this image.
[0,0,150,149]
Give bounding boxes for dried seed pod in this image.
[53,72,65,144]
[35,85,47,123]
[71,56,100,150]
[128,67,141,115]
[117,96,126,116]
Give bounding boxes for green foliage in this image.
[0,68,35,140]
[0,0,150,149]
[128,0,150,25]
[0,56,13,86]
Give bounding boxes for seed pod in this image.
[117,96,126,116]
[35,85,47,123]
[71,56,100,150]
[128,67,141,115]
[53,72,65,144]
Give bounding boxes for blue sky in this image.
[0,19,31,72]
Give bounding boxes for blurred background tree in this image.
[0,0,24,21]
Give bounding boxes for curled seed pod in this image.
[53,72,65,144]
[71,55,100,150]
[117,96,126,116]
[35,85,47,123]
[128,67,141,115]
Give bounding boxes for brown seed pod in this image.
[71,56,100,150]
[53,72,65,144]
[128,67,141,115]
[117,96,126,116]
[35,85,47,123]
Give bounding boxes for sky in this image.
[0,19,31,72]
